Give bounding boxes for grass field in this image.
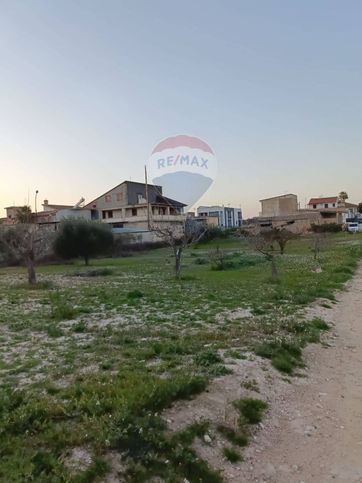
[1,232,361,482]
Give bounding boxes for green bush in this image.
[194,349,222,367]
[234,398,268,425]
[47,324,64,338]
[71,268,114,277]
[311,223,342,233]
[49,294,77,321]
[217,425,248,447]
[223,447,242,462]
[127,289,144,299]
[254,340,303,374]
[54,220,113,265]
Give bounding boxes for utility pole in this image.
[35,190,39,223]
[144,166,150,229]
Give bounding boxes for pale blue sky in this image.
[1,0,361,217]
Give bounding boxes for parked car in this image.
[347,222,360,233]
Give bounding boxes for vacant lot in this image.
[1,233,361,482]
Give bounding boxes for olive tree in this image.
[54,219,114,265]
[263,227,297,255]
[0,224,51,285]
[151,219,206,279]
[246,232,279,280]
[310,232,330,261]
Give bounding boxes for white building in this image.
[197,205,242,228]
[307,197,339,210]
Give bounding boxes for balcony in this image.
[103,214,186,224]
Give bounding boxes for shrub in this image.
[54,220,113,265]
[254,339,303,374]
[216,425,248,447]
[223,447,241,462]
[127,289,144,299]
[200,227,235,242]
[224,349,247,360]
[194,349,222,367]
[234,398,268,425]
[50,294,77,321]
[46,324,64,338]
[311,223,342,233]
[71,268,114,277]
[72,321,87,333]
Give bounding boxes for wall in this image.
[87,183,128,212]
[261,195,298,217]
[126,182,162,205]
[85,182,165,221]
[55,209,92,222]
[308,202,337,210]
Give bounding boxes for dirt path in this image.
[239,266,362,483]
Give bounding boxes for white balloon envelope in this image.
[147,134,217,210]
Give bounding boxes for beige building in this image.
[252,210,321,234]
[260,194,298,217]
[307,197,358,225]
[84,181,186,231]
[1,206,24,225]
[250,193,318,234]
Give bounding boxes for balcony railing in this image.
[103,214,186,224]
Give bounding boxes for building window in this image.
[116,192,123,201]
[105,195,111,203]
[313,204,317,209]
[333,203,335,207]
[324,204,328,208]
[107,210,113,218]
[132,208,137,216]
[102,211,106,219]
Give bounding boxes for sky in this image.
[0,0,361,218]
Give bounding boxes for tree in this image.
[15,205,33,224]
[357,202,362,214]
[151,219,206,279]
[0,224,51,284]
[338,191,348,202]
[239,227,294,280]
[245,231,279,281]
[310,232,330,261]
[54,220,114,265]
[262,227,296,255]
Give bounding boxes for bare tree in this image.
[208,246,226,271]
[151,219,206,279]
[0,224,52,284]
[263,227,297,255]
[240,230,279,281]
[310,232,330,261]
[254,233,279,280]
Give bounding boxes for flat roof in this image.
[259,194,297,202]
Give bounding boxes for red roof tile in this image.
[308,197,338,205]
